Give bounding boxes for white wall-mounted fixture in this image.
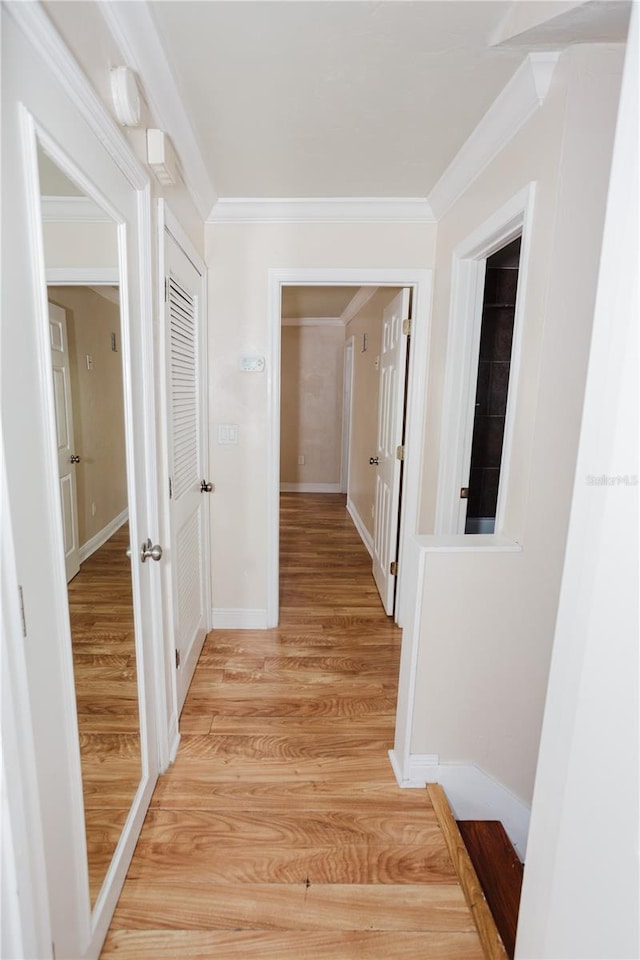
[240,356,265,373]
[146,129,177,186]
[110,66,141,127]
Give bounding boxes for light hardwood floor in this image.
[100,494,484,959]
[68,523,141,905]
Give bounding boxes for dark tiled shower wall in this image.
[467,271,517,522]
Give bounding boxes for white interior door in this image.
[372,288,411,614]
[165,231,211,711]
[49,302,80,582]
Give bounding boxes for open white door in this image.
[49,302,81,582]
[372,288,411,615]
[165,230,211,711]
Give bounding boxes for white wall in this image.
[517,13,638,957]
[206,222,436,614]
[409,44,624,806]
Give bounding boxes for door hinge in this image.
[390,561,398,576]
[175,648,181,669]
[168,476,173,500]
[402,318,412,337]
[396,445,405,461]
[18,586,27,638]
[460,487,469,499]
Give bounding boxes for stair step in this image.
[457,820,524,960]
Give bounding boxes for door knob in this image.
[140,538,163,563]
[69,454,81,463]
[200,480,214,493]
[369,457,379,465]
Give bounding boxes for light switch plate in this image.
[217,424,239,444]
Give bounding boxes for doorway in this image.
[268,268,432,635]
[464,236,522,534]
[278,283,409,618]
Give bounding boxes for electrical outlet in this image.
[86,354,94,371]
[297,455,305,465]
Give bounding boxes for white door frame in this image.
[267,271,433,745]
[434,184,536,536]
[2,5,169,956]
[341,336,354,495]
[157,199,211,747]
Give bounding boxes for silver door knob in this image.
[140,538,163,562]
[200,480,214,493]
[69,454,81,463]
[369,457,379,465]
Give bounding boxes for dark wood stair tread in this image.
[456,820,523,959]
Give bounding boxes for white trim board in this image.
[388,751,531,860]
[281,317,343,327]
[428,53,558,218]
[346,498,374,558]
[208,198,435,223]
[41,196,113,222]
[7,3,148,192]
[211,608,269,630]
[280,482,342,493]
[78,508,128,564]
[434,183,536,537]
[47,268,120,285]
[98,0,216,219]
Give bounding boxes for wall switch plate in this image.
[218,424,239,444]
[86,354,93,370]
[297,455,305,465]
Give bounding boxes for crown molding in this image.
[41,196,113,222]
[98,0,216,220]
[6,2,147,191]
[428,52,560,219]
[207,197,435,224]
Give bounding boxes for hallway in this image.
[100,494,483,958]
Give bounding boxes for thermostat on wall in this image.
[240,355,265,373]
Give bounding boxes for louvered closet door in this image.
[166,233,211,712]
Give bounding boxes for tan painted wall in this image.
[346,288,401,537]
[411,45,624,804]
[280,324,345,485]
[206,222,437,612]
[42,221,118,269]
[48,287,128,549]
[42,1,204,252]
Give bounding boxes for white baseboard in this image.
[388,750,530,860]
[167,719,180,767]
[211,608,269,629]
[280,482,342,493]
[346,498,374,557]
[79,508,128,563]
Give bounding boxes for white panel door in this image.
[165,233,211,711]
[372,288,411,615]
[49,302,80,582]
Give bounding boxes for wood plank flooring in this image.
[67,523,141,905]
[100,494,484,959]
[457,821,524,959]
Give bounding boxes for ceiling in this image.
[148,1,526,200]
[146,1,629,207]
